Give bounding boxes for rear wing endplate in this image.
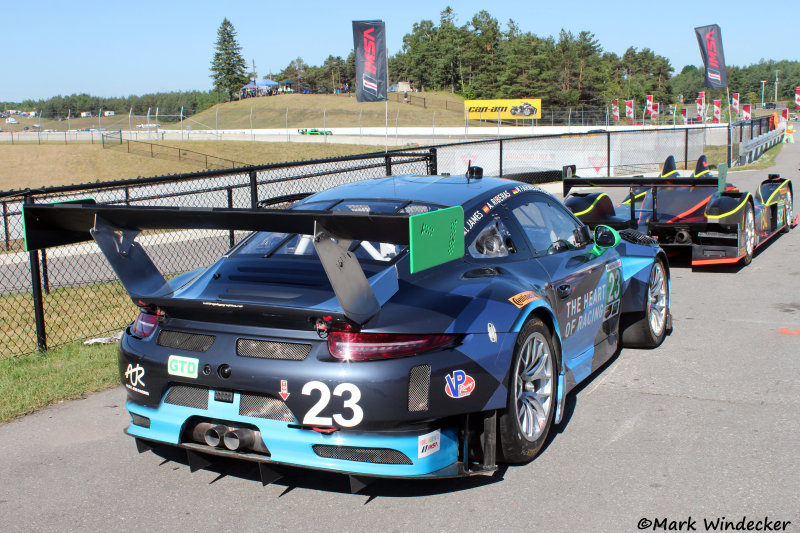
[22,203,465,324]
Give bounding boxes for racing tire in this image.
[742,203,756,265]
[781,190,792,233]
[620,258,669,348]
[498,318,558,463]
[522,107,533,117]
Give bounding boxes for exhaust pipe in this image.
[675,230,691,244]
[203,424,230,447]
[223,428,256,451]
[190,422,216,444]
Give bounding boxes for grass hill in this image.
[177,92,467,130]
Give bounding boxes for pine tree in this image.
[210,18,248,101]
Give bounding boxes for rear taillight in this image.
[131,309,159,339]
[327,332,457,361]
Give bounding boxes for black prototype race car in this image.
[23,168,671,488]
[562,156,796,266]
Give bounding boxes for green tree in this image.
[210,18,249,101]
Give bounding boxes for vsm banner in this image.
[352,20,388,102]
[695,24,728,90]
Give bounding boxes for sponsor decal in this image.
[168,355,199,379]
[482,205,490,213]
[445,370,475,399]
[562,277,618,339]
[279,379,290,401]
[511,187,520,194]
[509,291,540,308]
[464,98,543,120]
[487,323,498,343]
[418,429,441,458]
[124,363,149,396]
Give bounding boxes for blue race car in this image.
[23,167,671,488]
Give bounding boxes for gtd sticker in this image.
[168,355,199,379]
[418,429,441,458]
[445,370,475,398]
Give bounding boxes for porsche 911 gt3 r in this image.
[23,168,671,486]
[563,156,796,267]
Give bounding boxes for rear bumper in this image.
[123,395,493,478]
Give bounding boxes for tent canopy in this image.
[259,79,279,86]
[279,80,297,85]
[241,82,257,89]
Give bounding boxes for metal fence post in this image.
[41,250,49,294]
[727,126,732,168]
[227,187,235,247]
[684,128,689,170]
[606,131,611,175]
[25,195,47,352]
[249,170,259,208]
[499,139,504,177]
[384,155,392,176]
[428,147,438,176]
[2,201,8,250]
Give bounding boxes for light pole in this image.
[774,70,779,104]
[761,80,767,107]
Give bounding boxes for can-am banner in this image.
[695,24,728,90]
[464,99,543,119]
[352,20,387,102]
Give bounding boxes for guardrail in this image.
[738,125,785,165]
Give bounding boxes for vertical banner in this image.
[651,102,660,119]
[795,87,800,110]
[625,100,634,119]
[732,93,739,114]
[782,108,789,122]
[742,104,751,121]
[612,99,620,121]
[713,100,721,123]
[696,91,705,118]
[646,95,653,116]
[681,108,688,124]
[695,24,728,89]
[352,20,387,102]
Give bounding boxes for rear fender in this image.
[564,192,617,224]
[705,192,753,225]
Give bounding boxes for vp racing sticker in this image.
[445,370,475,398]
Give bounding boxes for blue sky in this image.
[3,0,794,102]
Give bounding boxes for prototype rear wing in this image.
[561,164,726,197]
[22,202,464,324]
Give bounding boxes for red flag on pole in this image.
[625,100,634,119]
[782,108,789,122]
[732,93,739,114]
[713,100,721,123]
[742,104,751,121]
[696,91,705,119]
[795,87,800,110]
[646,95,653,116]
[651,102,660,119]
[681,108,688,124]
[612,99,620,121]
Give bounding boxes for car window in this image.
[512,198,583,256]
[467,219,513,259]
[235,200,442,263]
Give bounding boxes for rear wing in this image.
[22,202,464,324]
[561,164,726,197]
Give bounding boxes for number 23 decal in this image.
[301,381,364,427]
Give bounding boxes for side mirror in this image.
[591,225,621,256]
